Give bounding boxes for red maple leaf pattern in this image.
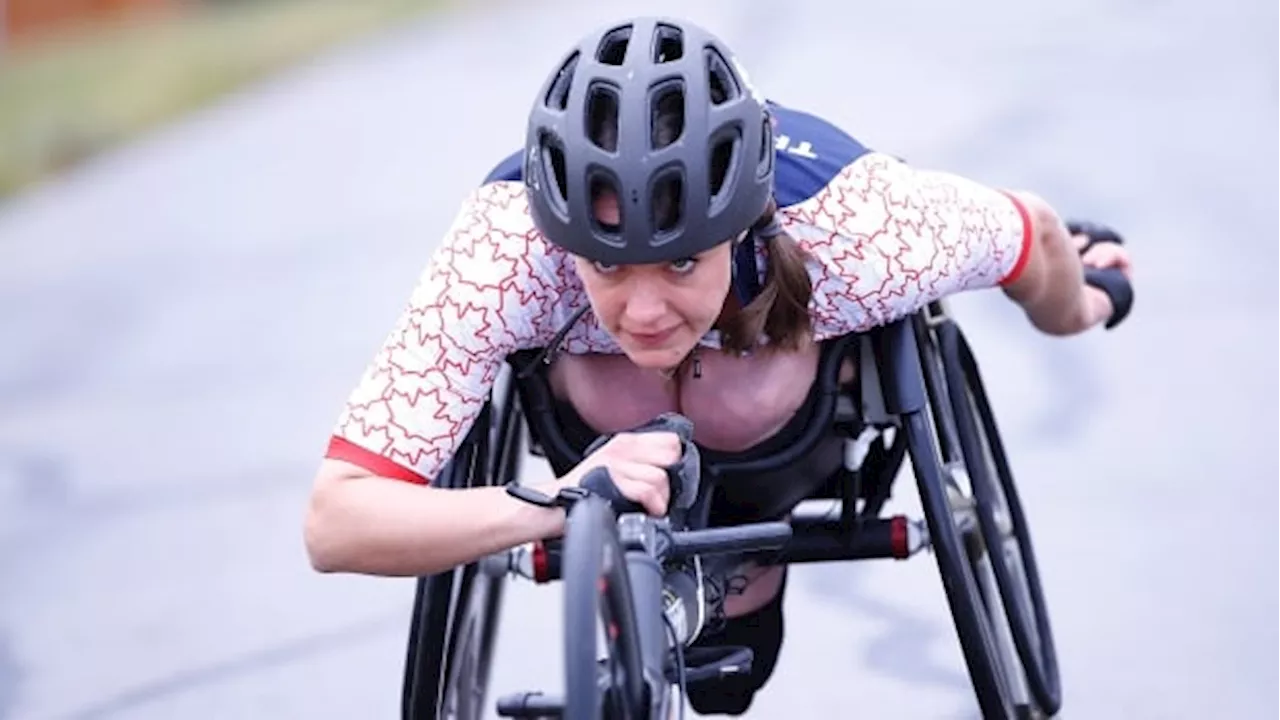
[329,153,1026,482]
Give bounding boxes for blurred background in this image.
[0,0,447,198]
[0,0,1276,718]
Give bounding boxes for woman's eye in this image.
[591,261,619,275]
[670,258,697,274]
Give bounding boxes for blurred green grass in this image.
[0,0,447,198]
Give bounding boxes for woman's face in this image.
[573,191,734,371]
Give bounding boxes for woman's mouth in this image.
[626,327,678,348]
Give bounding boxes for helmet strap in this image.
[517,304,591,379]
[731,231,765,307]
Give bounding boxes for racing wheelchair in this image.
[398,299,1065,720]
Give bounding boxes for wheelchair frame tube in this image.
[617,516,673,718]
[872,319,928,415]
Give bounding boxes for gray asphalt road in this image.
[1,0,1275,718]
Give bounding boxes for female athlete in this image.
[304,16,1135,715]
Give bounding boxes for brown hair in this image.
[589,90,815,356]
[715,201,814,354]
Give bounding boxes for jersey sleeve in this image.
[325,182,563,483]
[787,152,1032,337]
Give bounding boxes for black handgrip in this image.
[1083,266,1134,330]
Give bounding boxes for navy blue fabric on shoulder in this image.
[767,102,871,209]
[479,103,870,207]
[482,149,524,185]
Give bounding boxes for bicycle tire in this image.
[939,320,1063,715]
[563,495,648,720]
[905,407,1018,719]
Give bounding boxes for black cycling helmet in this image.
[524,16,775,265]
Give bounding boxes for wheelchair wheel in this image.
[563,495,648,720]
[402,368,523,720]
[904,313,1019,720]
[938,320,1062,715]
[903,408,1019,719]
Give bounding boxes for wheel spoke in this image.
[973,549,1032,708]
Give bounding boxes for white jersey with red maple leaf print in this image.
[324,102,1032,484]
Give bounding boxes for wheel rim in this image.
[906,315,1017,718]
[440,564,505,720]
[403,369,520,720]
[906,409,1016,719]
[443,371,520,718]
[939,321,1062,714]
[442,612,482,719]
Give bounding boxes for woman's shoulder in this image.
[775,150,1026,337]
[768,100,882,210]
[443,175,622,356]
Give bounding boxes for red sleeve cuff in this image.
[325,436,427,484]
[998,190,1034,287]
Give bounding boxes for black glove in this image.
[580,412,702,519]
[1067,220,1124,255]
[506,413,703,519]
[1067,219,1134,330]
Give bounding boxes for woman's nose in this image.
[621,278,668,325]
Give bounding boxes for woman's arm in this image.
[303,180,682,578]
[305,181,572,577]
[792,153,1125,338]
[304,459,568,576]
[1000,190,1117,336]
[305,431,682,576]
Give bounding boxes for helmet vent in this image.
[544,51,578,111]
[704,47,739,105]
[758,115,775,178]
[651,169,685,234]
[586,83,620,152]
[597,26,632,66]
[588,172,622,235]
[538,133,569,208]
[653,24,683,63]
[708,125,742,204]
[649,80,685,150]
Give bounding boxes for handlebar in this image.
[483,517,794,583]
[667,521,793,560]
